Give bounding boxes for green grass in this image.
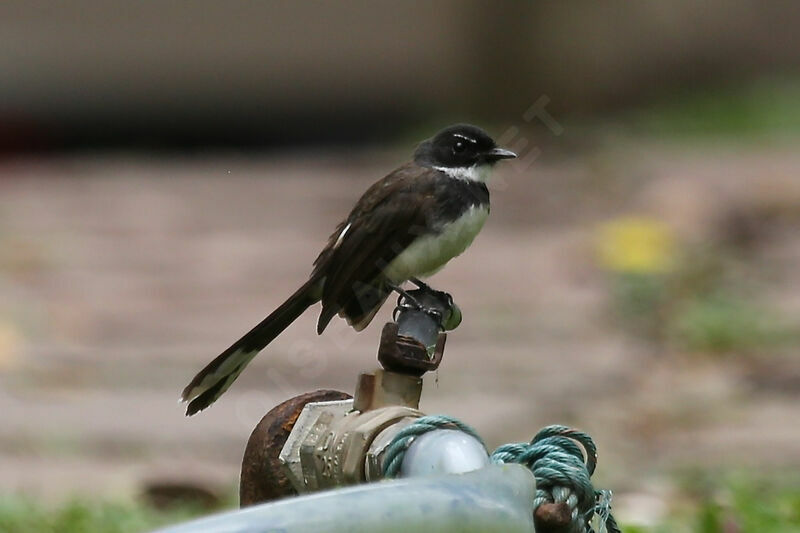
[670,294,797,353]
[3,478,799,532]
[606,243,799,354]
[0,496,210,533]
[624,78,800,140]
[640,476,800,533]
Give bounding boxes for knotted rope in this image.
[382,415,620,533]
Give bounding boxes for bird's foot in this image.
[407,279,453,315]
[389,283,443,324]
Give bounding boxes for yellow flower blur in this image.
[596,216,676,274]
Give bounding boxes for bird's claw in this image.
[392,284,446,326]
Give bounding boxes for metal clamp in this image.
[279,366,426,493]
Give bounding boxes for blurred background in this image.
[1,1,800,531]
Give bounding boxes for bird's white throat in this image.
[434,163,493,183]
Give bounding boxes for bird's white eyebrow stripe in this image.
[453,133,477,143]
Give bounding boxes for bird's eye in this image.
[453,141,465,153]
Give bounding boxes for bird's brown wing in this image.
[313,164,437,333]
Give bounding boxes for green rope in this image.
[382,415,486,478]
[382,416,620,533]
[492,425,619,533]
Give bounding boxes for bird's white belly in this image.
[384,205,489,282]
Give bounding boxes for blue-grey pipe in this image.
[154,464,535,533]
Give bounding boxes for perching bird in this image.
[181,124,516,414]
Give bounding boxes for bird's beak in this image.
[486,147,517,161]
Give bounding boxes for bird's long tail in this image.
[181,279,320,415]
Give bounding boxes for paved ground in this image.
[1,140,799,523]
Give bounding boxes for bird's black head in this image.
[414,124,516,169]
